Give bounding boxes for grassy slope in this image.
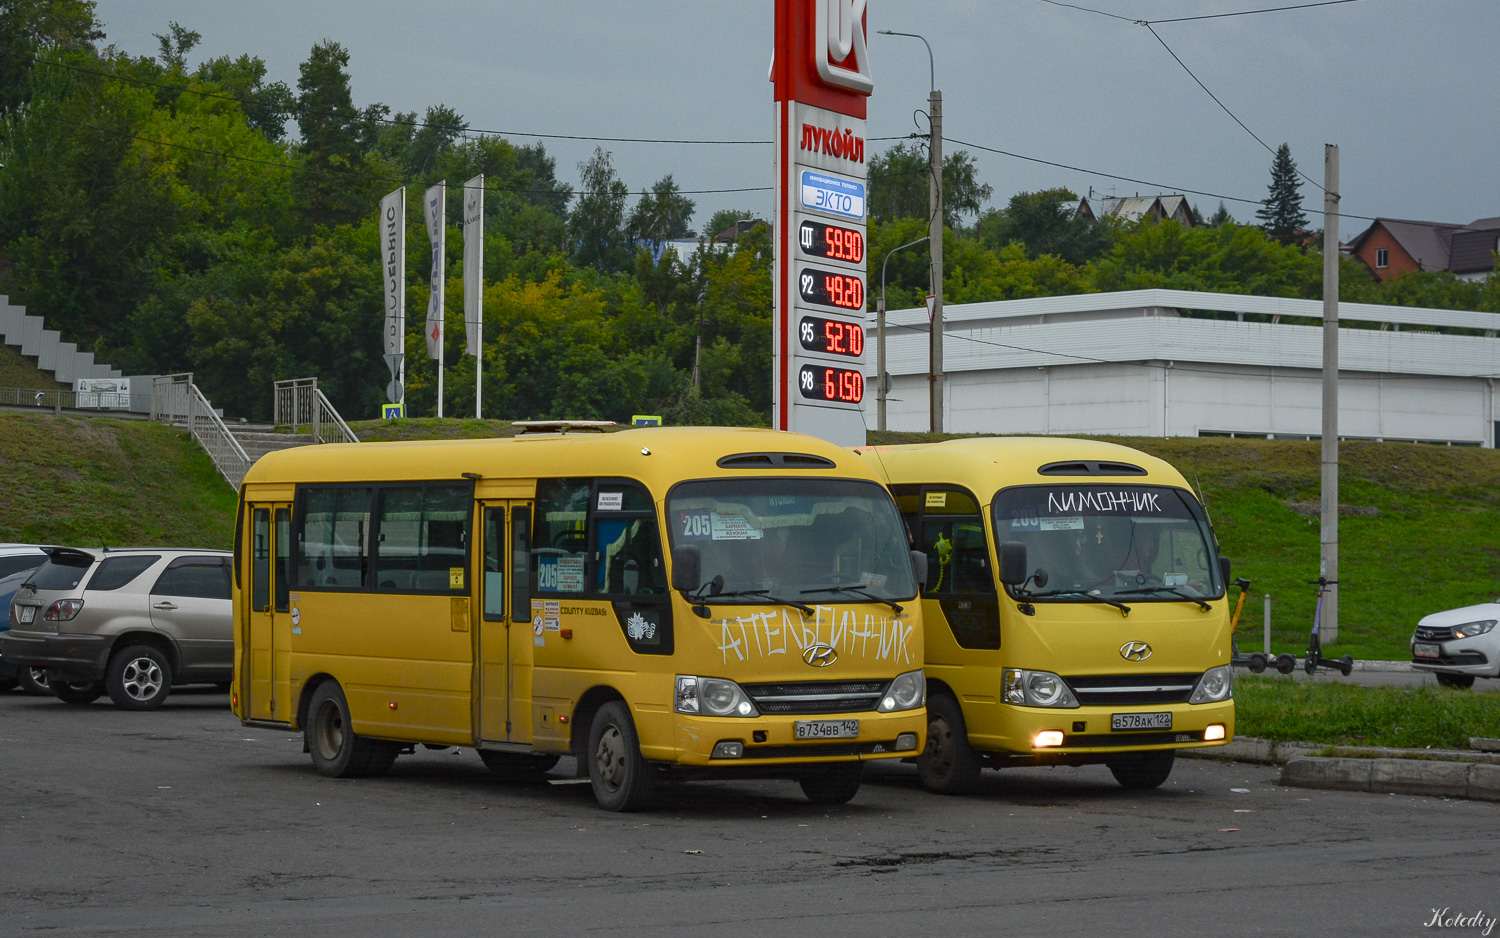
[0,412,1491,659]
[0,344,69,391]
[1234,677,1500,749]
[868,431,1500,661]
[0,414,235,549]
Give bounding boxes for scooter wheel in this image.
[1248,653,1267,674]
[1303,654,1316,675]
[1274,654,1297,675]
[1339,655,1353,677]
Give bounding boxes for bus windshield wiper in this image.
[1115,585,1211,611]
[687,587,815,617]
[1023,588,1131,616]
[800,585,903,614]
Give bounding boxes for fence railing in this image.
[151,374,251,489]
[273,377,358,445]
[0,386,131,411]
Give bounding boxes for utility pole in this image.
[1321,144,1340,644]
[877,234,929,433]
[928,87,944,434]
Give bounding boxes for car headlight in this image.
[1453,620,1497,640]
[674,675,759,717]
[1189,665,1234,704]
[877,670,926,712]
[1001,669,1080,709]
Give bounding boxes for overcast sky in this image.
[92,0,1499,237]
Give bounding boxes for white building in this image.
[869,289,1500,447]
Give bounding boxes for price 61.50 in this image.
[798,365,864,404]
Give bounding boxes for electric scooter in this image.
[1229,578,1296,674]
[1303,577,1354,676]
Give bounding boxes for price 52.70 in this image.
[798,316,864,358]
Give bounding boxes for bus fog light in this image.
[1034,730,1064,748]
[711,741,744,759]
[895,733,918,751]
[1204,723,1227,742]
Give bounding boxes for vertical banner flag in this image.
[462,175,483,358]
[462,175,484,418]
[424,182,446,360]
[380,187,406,403]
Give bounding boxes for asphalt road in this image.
[2,687,1497,938]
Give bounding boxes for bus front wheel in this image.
[799,763,863,805]
[588,701,656,811]
[306,682,399,779]
[1108,750,1175,789]
[917,693,982,794]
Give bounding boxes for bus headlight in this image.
[1189,665,1234,704]
[1002,669,1080,709]
[877,670,926,712]
[675,675,759,717]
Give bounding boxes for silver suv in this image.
[0,547,232,710]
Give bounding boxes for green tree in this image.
[152,21,199,71]
[628,174,695,242]
[568,147,632,273]
[294,40,373,231]
[976,187,1113,265]
[1256,143,1308,247]
[0,0,102,111]
[703,208,756,242]
[867,142,992,228]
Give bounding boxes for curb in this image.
[1281,757,1500,802]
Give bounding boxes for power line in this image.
[1146,0,1366,25]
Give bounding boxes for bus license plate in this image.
[795,720,860,739]
[1112,712,1172,731]
[1413,643,1440,658]
[17,605,35,624]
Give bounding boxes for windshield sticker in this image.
[626,612,657,641]
[860,572,888,588]
[710,513,763,541]
[597,492,623,511]
[678,510,712,541]
[556,556,584,591]
[713,606,915,666]
[924,492,947,508]
[1046,490,1162,514]
[1039,517,1083,531]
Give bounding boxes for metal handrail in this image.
[313,386,359,444]
[152,373,251,490]
[273,377,358,444]
[0,386,130,411]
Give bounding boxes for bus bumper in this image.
[668,708,927,767]
[974,700,1235,763]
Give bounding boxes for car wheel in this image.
[587,700,656,811]
[106,645,173,711]
[51,680,104,705]
[18,666,50,696]
[1435,672,1476,690]
[478,750,560,782]
[916,692,982,794]
[1108,750,1175,789]
[798,762,864,805]
[306,681,398,778]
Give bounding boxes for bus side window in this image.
[295,487,372,590]
[593,481,664,597]
[533,479,589,596]
[483,507,504,620]
[251,509,270,612]
[274,508,290,613]
[511,505,531,621]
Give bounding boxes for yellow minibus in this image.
[231,426,927,810]
[858,437,1233,792]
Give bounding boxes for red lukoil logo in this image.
[815,0,873,94]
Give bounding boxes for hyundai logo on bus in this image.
[802,642,839,668]
[1120,641,1153,662]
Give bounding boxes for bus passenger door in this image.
[478,501,533,744]
[246,503,291,721]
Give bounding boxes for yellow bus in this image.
[231,425,927,810]
[858,437,1234,793]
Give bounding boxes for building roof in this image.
[1346,216,1500,275]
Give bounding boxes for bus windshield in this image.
[992,484,1222,602]
[667,478,917,603]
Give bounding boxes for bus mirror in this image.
[999,541,1028,586]
[1219,555,1232,586]
[909,550,928,589]
[672,546,702,593]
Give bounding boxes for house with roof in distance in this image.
[1070,192,1199,228]
[1346,216,1500,282]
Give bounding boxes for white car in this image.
[1410,602,1499,689]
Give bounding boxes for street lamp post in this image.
[877,235,929,431]
[877,29,944,433]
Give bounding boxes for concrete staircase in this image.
[230,425,316,463]
[0,295,123,383]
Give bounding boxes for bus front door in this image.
[246,503,292,721]
[477,502,534,745]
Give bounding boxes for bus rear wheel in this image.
[798,763,863,805]
[1108,750,1175,789]
[306,681,398,778]
[588,701,656,811]
[479,750,560,782]
[917,693,982,794]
